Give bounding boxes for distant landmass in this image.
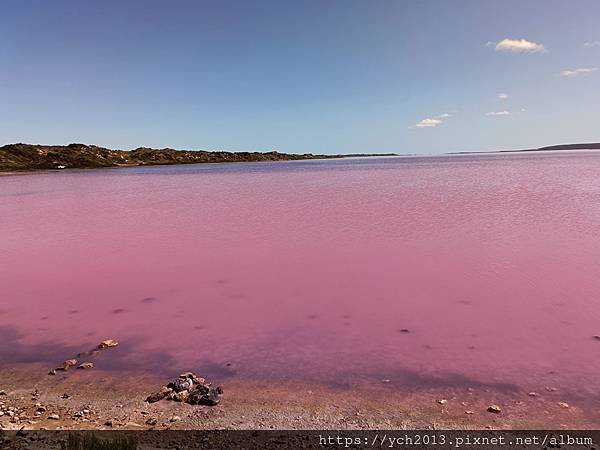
[535,143,600,151]
[2,142,599,172]
[449,143,600,155]
[0,143,394,172]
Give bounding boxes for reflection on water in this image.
[1,153,600,398]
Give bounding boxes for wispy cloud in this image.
[583,41,600,48]
[411,113,452,129]
[485,111,511,117]
[560,67,598,77]
[498,93,509,100]
[488,38,547,54]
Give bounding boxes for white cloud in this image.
[498,93,509,100]
[485,111,511,117]
[584,41,600,48]
[560,67,598,77]
[491,38,547,54]
[413,118,442,128]
[411,113,452,129]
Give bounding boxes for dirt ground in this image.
[1,363,598,432]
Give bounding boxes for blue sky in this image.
[1,0,599,154]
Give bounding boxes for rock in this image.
[465,410,474,415]
[36,406,46,413]
[145,391,169,403]
[558,402,569,408]
[98,339,119,349]
[527,392,539,397]
[145,418,157,426]
[545,386,557,392]
[169,416,181,422]
[437,399,448,405]
[167,377,193,393]
[78,362,94,370]
[48,414,59,420]
[0,390,6,396]
[593,335,600,340]
[380,379,390,383]
[187,385,221,406]
[63,359,77,370]
[60,393,71,399]
[48,370,56,376]
[104,420,113,427]
[171,391,189,402]
[487,405,501,414]
[399,328,410,333]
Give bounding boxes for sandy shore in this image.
[0,363,598,431]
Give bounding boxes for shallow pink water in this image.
[2,153,600,396]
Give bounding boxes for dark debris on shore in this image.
[146,372,222,407]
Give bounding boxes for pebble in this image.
[63,359,77,370]
[437,399,447,405]
[0,390,6,396]
[98,339,119,349]
[145,418,158,426]
[78,362,94,370]
[487,405,501,414]
[48,414,60,420]
[528,392,539,397]
[169,416,181,422]
[558,402,570,408]
[465,410,474,415]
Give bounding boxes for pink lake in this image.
[2,152,600,399]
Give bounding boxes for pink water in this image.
[2,153,600,397]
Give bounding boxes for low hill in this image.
[536,143,600,151]
[0,143,348,172]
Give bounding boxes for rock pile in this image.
[146,372,222,406]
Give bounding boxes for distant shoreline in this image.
[0,143,396,173]
[447,143,600,155]
[2,141,600,173]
